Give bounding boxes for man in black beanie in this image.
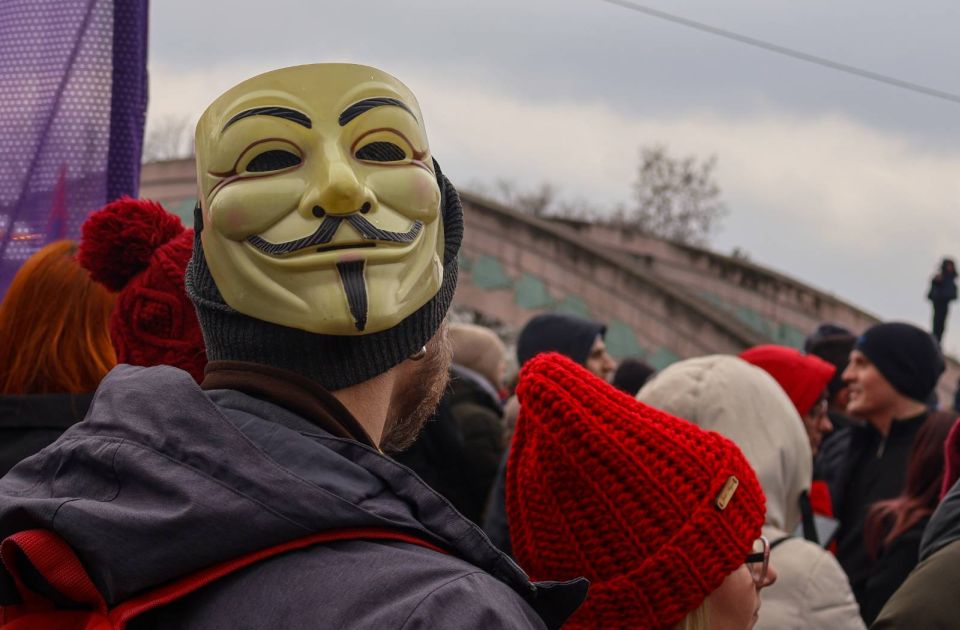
[818,321,944,618]
[0,64,584,628]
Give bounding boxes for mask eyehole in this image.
[245,149,302,172]
[355,141,407,162]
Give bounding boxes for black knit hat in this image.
[808,332,857,398]
[804,322,853,353]
[516,313,606,368]
[856,322,945,402]
[185,160,463,391]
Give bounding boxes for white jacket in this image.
[637,355,865,630]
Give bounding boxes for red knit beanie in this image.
[508,353,766,630]
[78,197,207,383]
[739,345,835,416]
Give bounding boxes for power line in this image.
[598,0,960,106]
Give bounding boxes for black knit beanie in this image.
[804,322,853,353]
[516,313,606,367]
[808,332,857,398]
[856,322,945,402]
[185,160,463,391]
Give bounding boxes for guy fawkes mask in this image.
[195,64,443,334]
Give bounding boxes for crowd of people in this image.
[0,63,958,629]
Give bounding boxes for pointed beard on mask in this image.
[336,260,368,332]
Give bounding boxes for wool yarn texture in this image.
[79,197,206,383]
[507,353,765,630]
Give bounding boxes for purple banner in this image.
[0,0,148,297]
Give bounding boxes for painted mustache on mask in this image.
[247,213,424,256]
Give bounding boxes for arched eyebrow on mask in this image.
[222,106,312,132]
[339,97,416,127]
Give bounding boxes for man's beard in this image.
[380,324,452,453]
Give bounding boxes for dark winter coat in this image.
[927,270,957,304]
[859,516,929,625]
[818,413,928,609]
[395,364,504,524]
[0,392,93,476]
[871,477,960,629]
[0,365,586,629]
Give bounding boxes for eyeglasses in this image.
[745,536,770,587]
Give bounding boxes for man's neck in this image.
[331,369,395,447]
[867,399,928,437]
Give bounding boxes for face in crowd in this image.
[802,395,833,457]
[584,335,616,381]
[708,537,778,630]
[842,349,901,419]
[195,64,445,336]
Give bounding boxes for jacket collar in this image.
[201,360,375,448]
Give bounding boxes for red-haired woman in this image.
[0,240,116,475]
[860,410,957,623]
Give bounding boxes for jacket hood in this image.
[637,355,812,533]
[0,365,542,607]
[516,313,605,367]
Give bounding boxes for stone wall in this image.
[139,159,958,401]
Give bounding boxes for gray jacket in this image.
[920,475,960,562]
[0,365,585,629]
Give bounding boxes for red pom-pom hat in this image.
[507,353,765,630]
[79,198,206,383]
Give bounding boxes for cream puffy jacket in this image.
[638,355,865,630]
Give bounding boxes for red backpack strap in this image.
[1,527,446,629]
[109,527,448,628]
[0,529,108,624]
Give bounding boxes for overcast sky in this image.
[146,0,960,354]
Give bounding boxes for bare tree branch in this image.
[628,144,727,245]
[142,115,194,163]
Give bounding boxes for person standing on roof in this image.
[0,64,585,629]
[927,257,957,344]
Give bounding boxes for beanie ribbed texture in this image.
[79,197,207,383]
[856,322,944,402]
[185,164,462,391]
[508,353,766,630]
[740,344,835,416]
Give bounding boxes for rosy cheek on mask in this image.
[209,177,304,240]
[413,174,440,205]
[367,169,440,222]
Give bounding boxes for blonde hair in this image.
[673,600,710,630]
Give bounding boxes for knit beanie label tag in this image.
[194,63,445,336]
[715,475,740,511]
